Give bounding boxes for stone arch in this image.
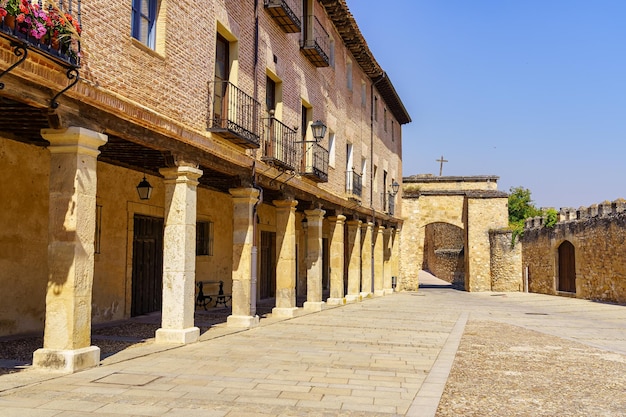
[557,240,576,293]
[422,222,465,287]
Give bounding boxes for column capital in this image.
[273,199,298,209]
[159,165,203,183]
[346,219,362,227]
[327,214,347,224]
[42,127,108,158]
[229,187,261,201]
[304,208,326,220]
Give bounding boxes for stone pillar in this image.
[303,208,326,312]
[272,199,299,318]
[228,188,260,327]
[360,221,374,298]
[327,215,346,305]
[345,219,362,303]
[374,224,385,296]
[155,163,202,344]
[383,227,393,295]
[33,127,107,372]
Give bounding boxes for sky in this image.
[348,1,626,209]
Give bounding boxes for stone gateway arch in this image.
[399,175,523,292]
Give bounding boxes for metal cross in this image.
[436,155,448,176]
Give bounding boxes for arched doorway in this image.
[558,240,576,293]
[422,222,464,287]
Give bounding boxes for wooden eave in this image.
[319,0,411,125]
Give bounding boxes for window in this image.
[131,0,157,49]
[301,104,310,141]
[266,76,276,114]
[329,38,335,67]
[328,132,336,167]
[383,108,388,132]
[196,221,214,256]
[373,165,378,192]
[346,60,353,91]
[391,120,395,142]
[361,81,367,107]
[361,157,367,184]
[374,96,378,121]
[346,143,354,171]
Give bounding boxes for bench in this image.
[195,280,232,310]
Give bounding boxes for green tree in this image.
[508,186,541,245]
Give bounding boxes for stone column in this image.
[272,199,299,318]
[374,224,385,296]
[327,215,346,305]
[346,219,362,303]
[155,163,202,344]
[303,208,326,312]
[33,127,107,372]
[383,227,393,295]
[228,188,260,327]
[360,221,374,298]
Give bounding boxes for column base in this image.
[303,301,326,312]
[227,315,260,328]
[33,346,100,373]
[272,307,299,318]
[345,294,362,303]
[326,297,346,306]
[374,290,385,296]
[155,327,200,344]
[360,291,373,299]
[383,288,394,295]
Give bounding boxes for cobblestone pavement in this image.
[1,275,625,416]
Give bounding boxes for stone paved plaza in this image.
[1,274,625,416]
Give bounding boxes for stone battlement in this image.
[525,198,626,229]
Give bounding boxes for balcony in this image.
[300,141,328,183]
[208,81,261,149]
[0,1,81,68]
[262,116,298,171]
[300,15,329,67]
[346,170,362,199]
[264,0,301,33]
[381,192,396,216]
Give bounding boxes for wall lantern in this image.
[391,180,400,196]
[311,120,327,142]
[136,175,153,200]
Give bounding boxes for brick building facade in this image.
[0,0,410,371]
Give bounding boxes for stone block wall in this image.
[489,229,523,292]
[523,200,626,304]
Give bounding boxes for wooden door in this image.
[558,240,576,293]
[260,231,276,299]
[322,237,329,290]
[131,215,164,316]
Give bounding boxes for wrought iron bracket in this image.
[50,68,80,109]
[0,43,28,90]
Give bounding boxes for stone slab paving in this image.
[1,275,625,416]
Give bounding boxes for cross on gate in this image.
[436,155,448,176]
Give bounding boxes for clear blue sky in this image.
[348,1,626,209]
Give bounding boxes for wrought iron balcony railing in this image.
[262,115,298,171]
[300,15,329,67]
[346,170,362,199]
[300,140,328,183]
[264,0,301,33]
[208,80,261,149]
[0,0,81,68]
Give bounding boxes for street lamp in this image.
[310,120,327,142]
[136,175,153,200]
[390,180,400,196]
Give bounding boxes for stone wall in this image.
[489,230,523,292]
[523,201,626,304]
